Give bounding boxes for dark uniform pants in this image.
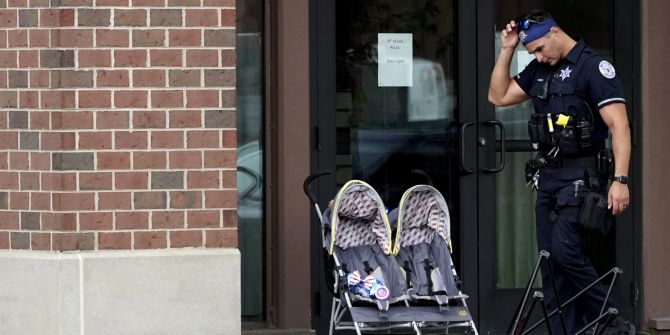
[536,167,609,334]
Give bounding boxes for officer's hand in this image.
[608,182,630,216]
[501,20,520,50]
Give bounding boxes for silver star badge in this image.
[559,66,572,81]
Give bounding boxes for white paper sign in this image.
[378,33,413,87]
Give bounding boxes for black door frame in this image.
[612,0,642,328]
[475,0,641,332]
[458,0,482,325]
[308,0,337,333]
[308,0,641,333]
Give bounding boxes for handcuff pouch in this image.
[597,149,615,177]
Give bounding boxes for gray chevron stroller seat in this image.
[392,185,473,320]
[320,180,416,333]
[326,180,409,305]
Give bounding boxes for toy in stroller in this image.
[304,171,478,334]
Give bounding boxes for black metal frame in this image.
[309,1,337,333]
[508,251,623,335]
[612,0,642,328]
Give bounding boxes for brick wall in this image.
[0,0,237,251]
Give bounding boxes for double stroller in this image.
[304,171,478,334]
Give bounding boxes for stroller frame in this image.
[304,171,479,335]
[508,250,622,335]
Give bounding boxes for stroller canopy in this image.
[393,185,451,255]
[329,180,392,255]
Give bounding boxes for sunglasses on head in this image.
[515,18,541,32]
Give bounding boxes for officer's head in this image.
[516,10,565,66]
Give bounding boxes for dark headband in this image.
[519,19,556,46]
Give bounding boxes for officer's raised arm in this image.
[488,20,529,107]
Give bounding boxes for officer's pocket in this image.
[579,191,614,235]
[555,183,587,208]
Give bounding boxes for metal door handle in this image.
[483,120,505,173]
[460,122,475,174]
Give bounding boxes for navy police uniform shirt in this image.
[514,40,626,150]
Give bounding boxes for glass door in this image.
[311,2,473,333]
[478,0,636,332]
[312,1,483,332]
[332,0,461,265]
[311,0,636,333]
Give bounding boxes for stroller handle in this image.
[303,170,332,206]
[410,169,434,186]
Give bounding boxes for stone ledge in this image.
[242,328,314,335]
[0,248,240,335]
[651,317,670,330]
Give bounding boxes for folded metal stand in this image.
[508,250,622,335]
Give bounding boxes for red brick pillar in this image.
[0,0,237,251]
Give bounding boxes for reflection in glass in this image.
[494,34,539,288]
[493,0,614,288]
[237,0,264,322]
[335,0,460,264]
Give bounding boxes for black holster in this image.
[597,148,615,178]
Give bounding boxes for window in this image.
[236,0,264,322]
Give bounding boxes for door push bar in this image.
[484,120,505,173]
[460,121,506,174]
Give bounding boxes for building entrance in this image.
[310,0,637,333]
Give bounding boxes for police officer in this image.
[488,9,631,334]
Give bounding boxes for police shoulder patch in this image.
[598,60,616,79]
